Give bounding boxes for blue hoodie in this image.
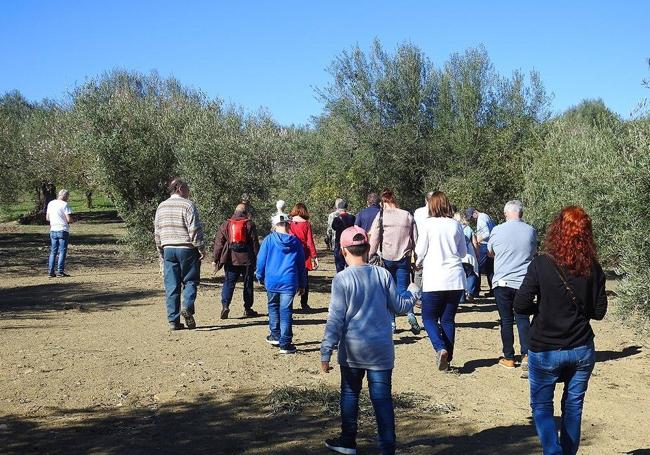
[256,232,306,294]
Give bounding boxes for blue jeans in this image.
[383,257,416,321]
[478,244,494,290]
[340,367,395,455]
[267,291,294,347]
[334,248,346,273]
[494,286,531,359]
[163,248,201,323]
[529,342,595,455]
[221,263,254,309]
[466,272,479,297]
[48,230,69,274]
[421,290,463,362]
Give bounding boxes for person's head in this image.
[465,207,478,220]
[234,203,248,217]
[380,188,398,208]
[168,177,189,198]
[58,189,69,201]
[340,226,370,263]
[544,206,596,277]
[424,191,434,206]
[336,199,348,211]
[334,198,343,210]
[290,203,309,220]
[453,210,469,226]
[276,200,286,213]
[367,192,379,207]
[504,200,523,220]
[428,191,453,218]
[272,213,290,233]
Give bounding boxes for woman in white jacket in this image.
[415,191,467,371]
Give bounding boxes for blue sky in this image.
[1,1,648,125]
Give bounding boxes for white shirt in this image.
[413,205,429,234]
[47,199,72,232]
[415,217,467,292]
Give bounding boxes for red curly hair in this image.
[544,206,597,277]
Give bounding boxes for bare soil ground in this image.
[1,215,648,454]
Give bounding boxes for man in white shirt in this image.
[46,189,73,277]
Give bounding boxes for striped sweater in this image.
[154,195,205,252]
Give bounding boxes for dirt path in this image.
[0,220,648,454]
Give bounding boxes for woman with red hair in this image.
[515,206,607,455]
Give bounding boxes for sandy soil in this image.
[0,216,648,454]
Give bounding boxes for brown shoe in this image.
[499,358,516,369]
[220,306,230,319]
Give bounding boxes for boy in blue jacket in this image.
[256,214,306,354]
[321,226,420,455]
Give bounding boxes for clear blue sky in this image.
[1,1,648,125]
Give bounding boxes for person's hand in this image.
[212,261,219,273]
[312,258,319,270]
[414,263,423,271]
[321,361,331,373]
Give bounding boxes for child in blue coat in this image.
[256,214,306,353]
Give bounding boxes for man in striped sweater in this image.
[154,178,205,330]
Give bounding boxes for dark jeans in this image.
[340,367,395,455]
[267,291,294,347]
[48,230,69,274]
[221,263,254,309]
[529,342,595,455]
[334,248,346,273]
[421,290,463,362]
[493,286,531,359]
[478,244,494,290]
[383,257,416,320]
[163,248,201,323]
[300,270,310,307]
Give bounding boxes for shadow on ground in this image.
[0,282,158,319]
[0,391,541,455]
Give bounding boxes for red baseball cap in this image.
[340,226,369,249]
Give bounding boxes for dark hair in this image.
[289,203,310,220]
[428,191,453,218]
[367,192,379,205]
[345,234,370,257]
[544,206,596,277]
[168,177,188,195]
[381,188,398,207]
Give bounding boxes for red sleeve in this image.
[307,222,317,259]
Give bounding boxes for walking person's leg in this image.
[163,248,182,327]
[337,367,364,450]
[421,291,448,369]
[494,286,516,364]
[48,231,60,276]
[278,293,295,352]
[559,343,595,455]
[242,265,257,315]
[266,292,281,343]
[334,249,346,273]
[395,258,420,334]
[300,269,310,309]
[220,263,238,319]
[529,349,563,454]
[57,231,70,275]
[367,369,396,455]
[438,290,462,363]
[179,248,200,329]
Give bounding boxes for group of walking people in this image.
[151,177,608,455]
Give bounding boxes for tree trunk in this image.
[86,190,93,209]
